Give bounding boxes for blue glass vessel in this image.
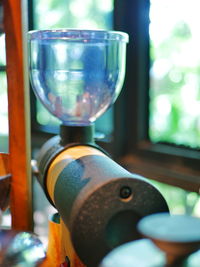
[28,29,128,126]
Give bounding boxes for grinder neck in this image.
[59,124,95,147]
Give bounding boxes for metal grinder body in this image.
[36,133,169,266]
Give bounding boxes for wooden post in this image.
[3,0,33,231]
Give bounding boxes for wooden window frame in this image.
[114,0,200,192]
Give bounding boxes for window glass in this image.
[149,0,200,148]
[33,0,114,137]
[33,0,113,30]
[0,34,6,65]
[0,33,8,152]
[150,179,200,217]
[0,72,8,135]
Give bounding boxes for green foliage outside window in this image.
[149,0,200,148]
[150,179,200,217]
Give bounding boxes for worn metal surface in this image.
[100,239,200,267]
[37,141,169,266]
[101,214,200,267]
[138,213,200,266]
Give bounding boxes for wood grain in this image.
[3,0,33,231]
[0,153,10,176]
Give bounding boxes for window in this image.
[114,0,200,193]
[29,0,200,224]
[149,0,200,149]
